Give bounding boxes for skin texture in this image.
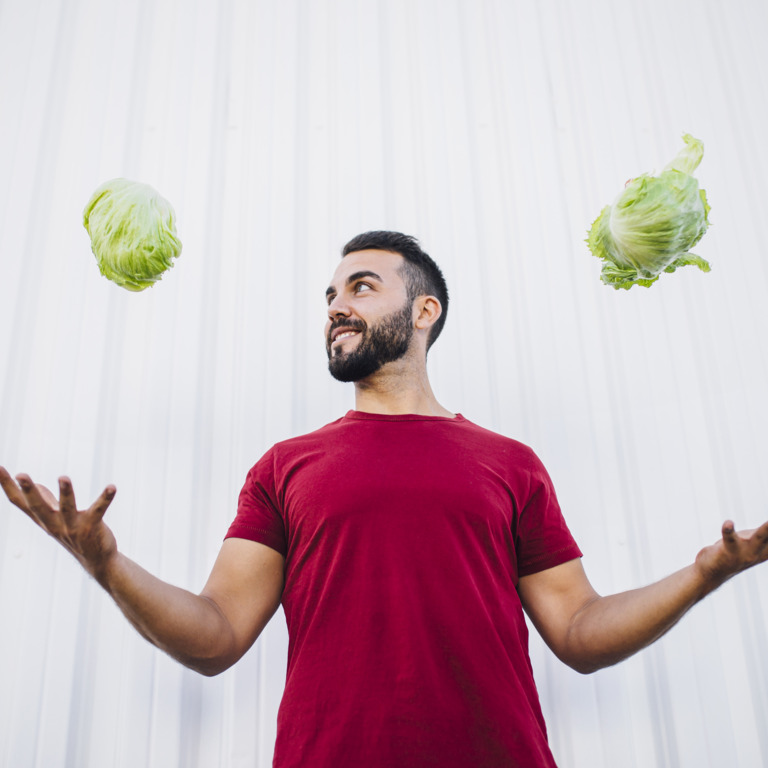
[1,247,767,676]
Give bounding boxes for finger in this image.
[721,520,738,547]
[751,520,768,550]
[58,476,78,526]
[0,466,28,509]
[736,522,768,568]
[16,473,60,528]
[88,485,117,522]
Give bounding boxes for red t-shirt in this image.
[226,411,581,767]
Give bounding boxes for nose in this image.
[327,294,351,320]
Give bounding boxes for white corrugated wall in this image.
[1,0,767,766]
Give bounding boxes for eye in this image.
[355,282,372,294]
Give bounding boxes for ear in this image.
[413,295,442,332]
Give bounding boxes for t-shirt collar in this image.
[344,410,465,422]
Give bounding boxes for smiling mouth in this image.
[332,330,361,345]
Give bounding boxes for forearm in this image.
[0,472,281,675]
[564,563,720,673]
[94,552,237,676]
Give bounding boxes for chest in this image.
[278,433,522,557]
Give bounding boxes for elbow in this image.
[179,597,245,676]
[554,648,599,674]
[163,633,241,677]
[566,657,604,675]
[192,660,232,677]
[557,630,618,674]
[558,605,620,674]
[559,646,626,675]
[178,651,238,677]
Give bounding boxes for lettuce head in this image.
[83,178,182,291]
[587,134,711,290]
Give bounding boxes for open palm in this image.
[0,467,118,579]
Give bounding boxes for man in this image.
[1,230,767,767]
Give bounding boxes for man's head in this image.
[324,232,449,382]
[341,231,448,350]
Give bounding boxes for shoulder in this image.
[247,416,348,471]
[241,417,347,492]
[271,416,347,452]
[455,417,545,467]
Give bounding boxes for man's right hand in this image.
[0,465,284,675]
[0,467,118,581]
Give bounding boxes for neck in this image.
[351,357,455,418]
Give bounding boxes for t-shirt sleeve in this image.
[225,448,288,557]
[515,451,582,577]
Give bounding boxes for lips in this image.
[333,330,359,343]
[329,323,364,345]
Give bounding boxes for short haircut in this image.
[341,231,449,350]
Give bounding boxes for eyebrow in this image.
[325,270,383,298]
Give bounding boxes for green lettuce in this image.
[83,178,182,291]
[587,134,711,290]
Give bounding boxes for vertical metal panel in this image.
[1,0,767,766]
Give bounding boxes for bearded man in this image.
[2,231,767,768]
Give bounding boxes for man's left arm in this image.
[517,519,768,674]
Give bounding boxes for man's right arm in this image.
[95,539,284,676]
[0,467,284,677]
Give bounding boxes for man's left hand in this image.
[695,519,768,588]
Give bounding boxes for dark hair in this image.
[341,231,449,350]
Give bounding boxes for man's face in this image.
[325,250,415,382]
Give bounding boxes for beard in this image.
[327,300,414,382]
